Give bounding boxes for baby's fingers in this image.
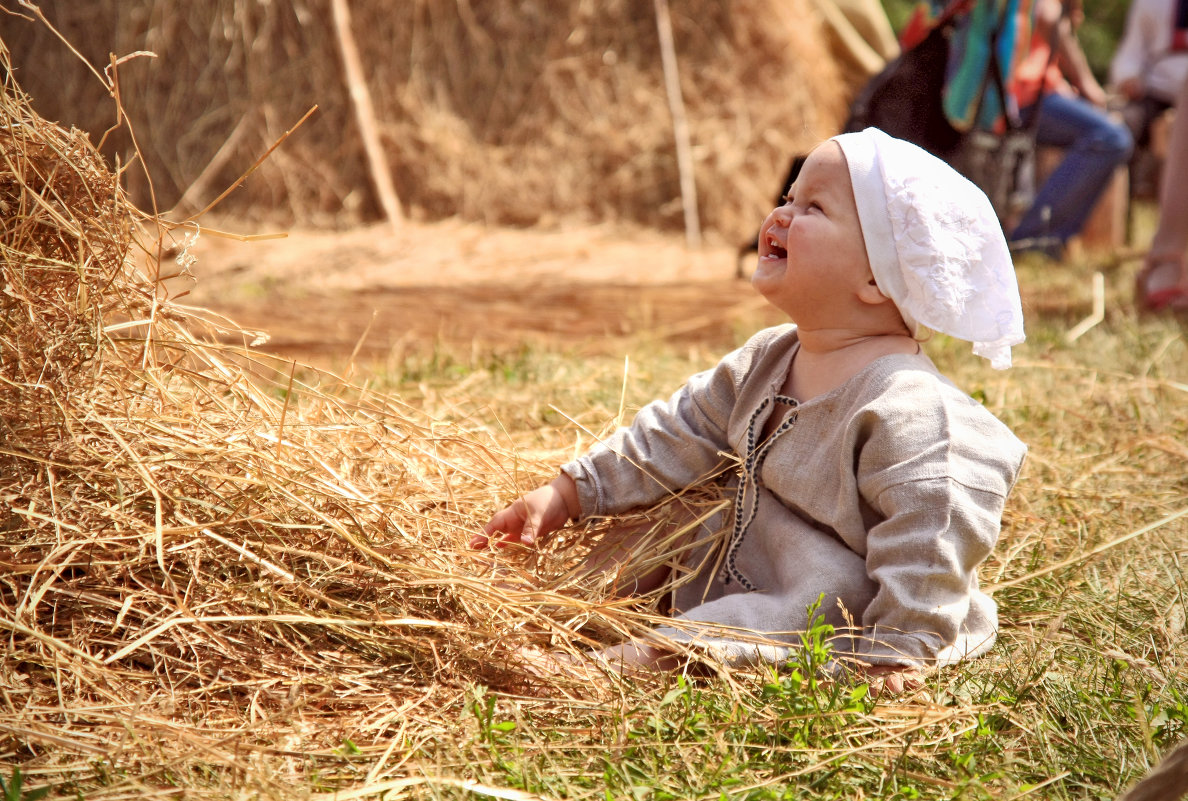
[471,503,528,549]
[468,530,494,549]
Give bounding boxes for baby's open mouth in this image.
[766,234,787,260]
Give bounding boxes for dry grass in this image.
[0,38,709,797]
[5,16,1188,801]
[4,0,851,243]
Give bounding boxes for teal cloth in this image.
[941,0,1024,131]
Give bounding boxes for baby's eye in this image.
[781,193,794,205]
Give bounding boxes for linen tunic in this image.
[561,325,1027,668]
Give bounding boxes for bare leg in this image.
[515,638,686,679]
[592,640,686,672]
[1140,79,1188,308]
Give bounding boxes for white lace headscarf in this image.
[832,127,1025,370]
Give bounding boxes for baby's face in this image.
[752,142,873,324]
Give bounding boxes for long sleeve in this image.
[847,374,1025,665]
[654,354,1025,669]
[561,340,754,519]
[558,333,1026,672]
[857,477,1007,664]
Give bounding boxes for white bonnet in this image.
[831,127,1025,369]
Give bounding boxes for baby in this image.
[472,127,1028,692]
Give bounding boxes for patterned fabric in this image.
[561,326,1028,668]
[833,128,1025,369]
[897,0,1026,132]
[944,0,1028,131]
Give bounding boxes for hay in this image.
[5,0,850,241]
[6,18,1188,799]
[0,39,713,793]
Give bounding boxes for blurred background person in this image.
[1135,73,1188,310]
[1007,0,1133,256]
[1109,0,1188,196]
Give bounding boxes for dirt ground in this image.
[178,218,779,364]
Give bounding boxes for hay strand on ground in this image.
[6,15,1188,800]
[0,37,690,791]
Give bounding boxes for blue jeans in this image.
[1009,93,1133,247]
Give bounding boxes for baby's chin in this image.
[750,255,787,288]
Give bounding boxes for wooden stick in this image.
[1065,271,1105,343]
[184,105,318,223]
[330,0,404,230]
[653,0,701,248]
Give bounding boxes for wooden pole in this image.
[653,0,701,248]
[330,0,403,230]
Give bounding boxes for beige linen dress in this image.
[561,325,1027,668]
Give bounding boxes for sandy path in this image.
[176,219,775,360]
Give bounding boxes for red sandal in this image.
[1136,253,1188,312]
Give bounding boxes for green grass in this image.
[10,239,1185,801]
[336,242,1188,800]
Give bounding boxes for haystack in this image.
[0,39,695,793]
[8,0,852,241]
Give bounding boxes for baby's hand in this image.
[471,474,579,549]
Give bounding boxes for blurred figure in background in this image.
[1135,73,1188,311]
[1109,0,1188,196]
[1007,0,1133,255]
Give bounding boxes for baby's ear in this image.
[856,277,892,306]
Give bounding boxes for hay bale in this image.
[6,0,850,241]
[0,77,127,454]
[1,40,682,788]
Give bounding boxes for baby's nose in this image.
[765,208,792,231]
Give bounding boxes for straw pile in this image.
[0,41,692,794]
[8,14,1188,800]
[8,0,850,241]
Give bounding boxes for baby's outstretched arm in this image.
[471,474,580,549]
